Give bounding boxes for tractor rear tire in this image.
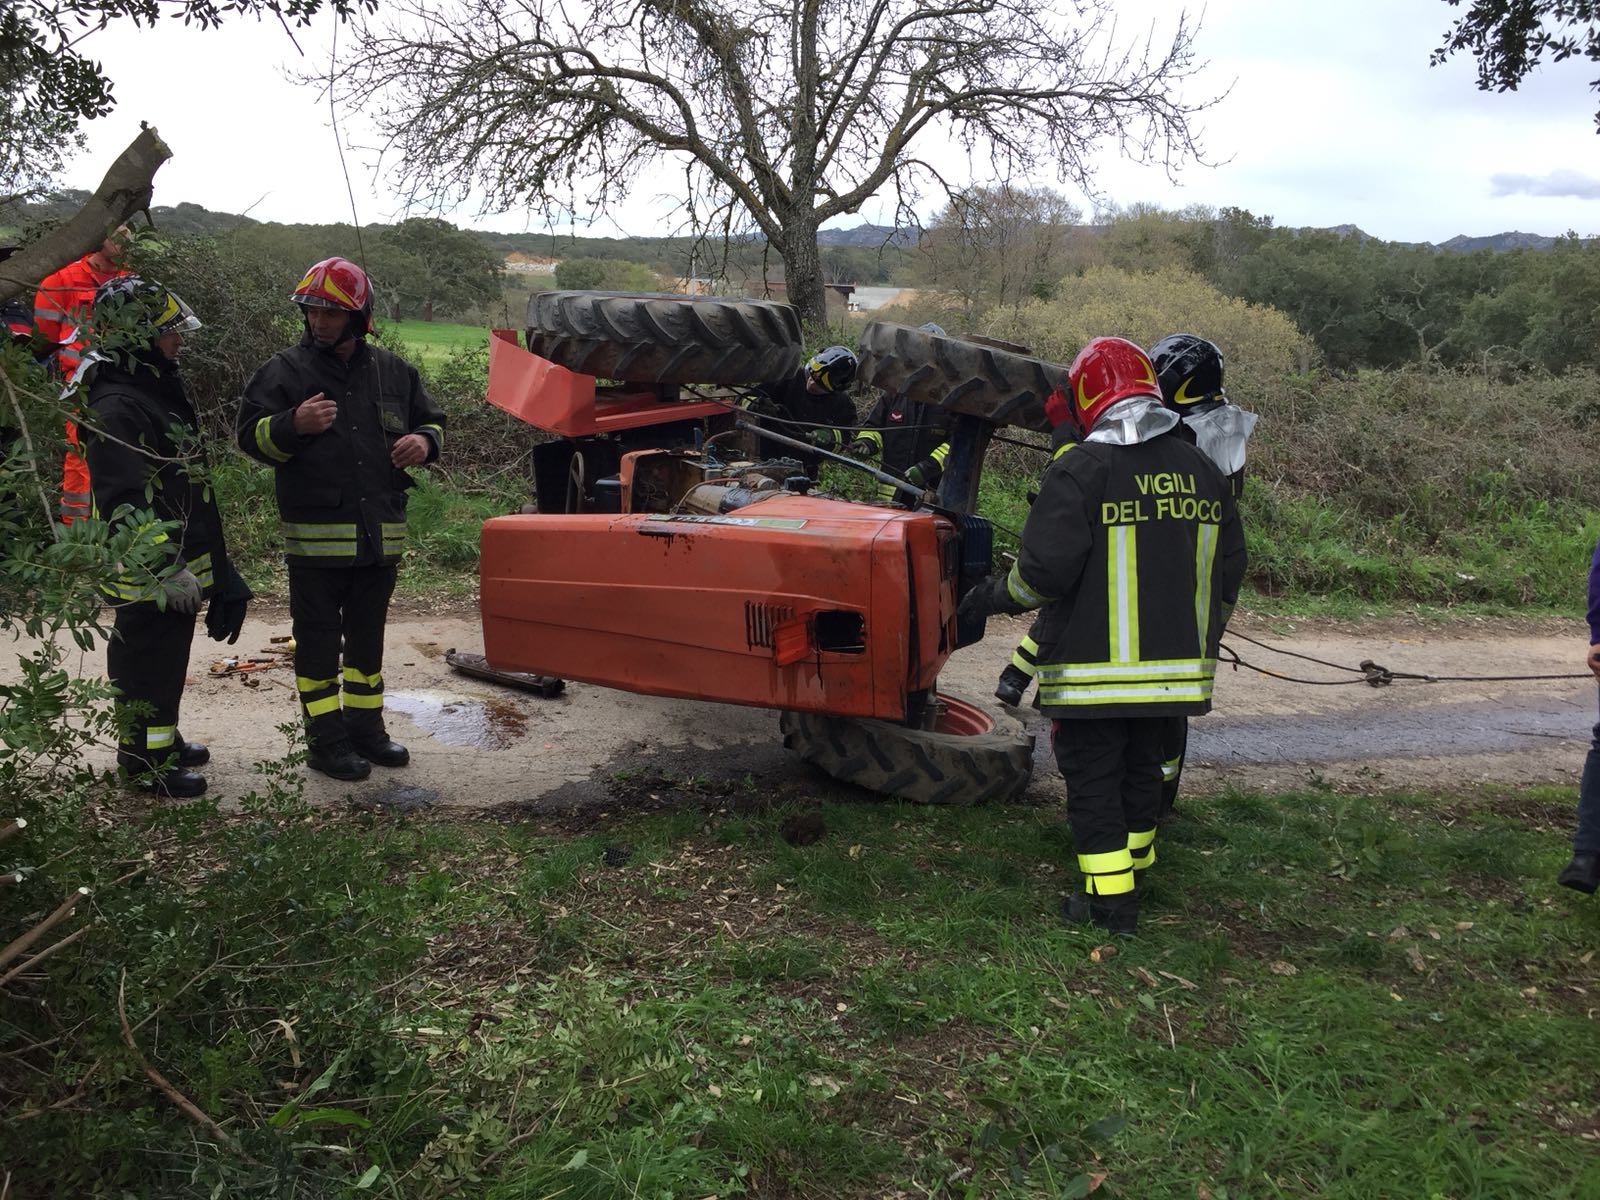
[526,291,803,385]
[780,694,1034,805]
[857,320,1066,432]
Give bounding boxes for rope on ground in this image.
[1222,630,1592,687]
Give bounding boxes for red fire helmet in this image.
[291,257,373,333]
[1065,336,1162,435]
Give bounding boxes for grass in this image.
[376,319,488,366]
[8,774,1598,1197]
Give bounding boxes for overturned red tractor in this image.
[477,291,1068,804]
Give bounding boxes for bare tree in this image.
[922,183,1085,319]
[339,0,1213,329]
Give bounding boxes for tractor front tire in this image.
[780,694,1034,805]
[857,320,1066,432]
[526,291,803,385]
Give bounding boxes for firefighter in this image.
[34,228,129,524]
[237,257,446,781]
[959,337,1246,936]
[993,333,1259,819]
[81,275,250,797]
[748,344,858,473]
[1146,333,1257,817]
[845,323,951,504]
[1558,536,1600,895]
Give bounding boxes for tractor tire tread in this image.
[778,696,1033,806]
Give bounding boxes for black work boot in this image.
[307,738,372,782]
[1557,852,1600,895]
[1060,891,1139,937]
[174,735,210,768]
[348,719,410,768]
[995,664,1032,707]
[352,735,409,768]
[120,754,208,799]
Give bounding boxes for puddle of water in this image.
[372,783,439,812]
[385,690,529,750]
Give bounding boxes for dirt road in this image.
[6,606,1593,810]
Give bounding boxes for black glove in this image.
[959,575,1029,624]
[846,437,877,460]
[958,577,1000,623]
[205,562,254,645]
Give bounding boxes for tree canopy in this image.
[1433,1,1600,129]
[339,0,1213,328]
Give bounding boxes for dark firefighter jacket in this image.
[747,372,856,473]
[83,359,228,602]
[237,334,446,568]
[856,389,950,500]
[1003,431,1246,718]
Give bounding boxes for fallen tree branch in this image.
[0,126,172,305]
[118,970,237,1147]
[0,923,90,989]
[0,886,88,972]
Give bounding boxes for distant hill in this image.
[1,193,1581,261]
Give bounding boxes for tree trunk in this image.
[0,127,171,305]
[777,214,827,333]
[423,299,434,322]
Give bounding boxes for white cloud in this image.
[1489,170,1600,200]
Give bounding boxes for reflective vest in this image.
[237,335,446,568]
[1004,433,1246,718]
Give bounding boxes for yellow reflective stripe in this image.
[285,541,357,557]
[1087,870,1136,896]
[417,423,444,448]
[1127,828,1156,852]
[342,666,382,687]
[1078,848,1134,874]
[1130,845,1156,870]
[303,695,341,718]
[1162,757,1182,782]
[1009,651,1038,675]
[929,441,950,464]
[1039,682,1215,705]
[296,676,337,693]
[342,692,385,709]
[281,522,357,538]
[1051,440,1078,460]
[188,553,213,570]
[1037,658,1215,683]
[254,416,292,463]
[859,429,883,451]
[1194,521,1218,651]
[1005,563,1045,609]
[1108,525,1138,663]
[146,726,176,750]
[875,481,899,501]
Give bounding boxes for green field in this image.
[375,318,488,366]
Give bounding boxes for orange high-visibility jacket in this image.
[34,254,120,523]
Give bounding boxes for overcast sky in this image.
[60,0,1600,244]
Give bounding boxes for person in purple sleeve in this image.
[1559,539,1600,893]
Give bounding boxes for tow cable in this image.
[1220,629,1593,688]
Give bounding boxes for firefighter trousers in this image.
[289,563,397,749]
[107,599,196,772]
[1160,714,1188,816]
[1051,716,1165,898]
